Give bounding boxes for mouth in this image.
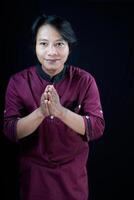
[45,59,60,62]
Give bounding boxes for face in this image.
[36,24,69,77]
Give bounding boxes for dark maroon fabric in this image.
[3,65,105,200]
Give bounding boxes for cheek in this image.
[35,45,38,55]
[36,48,45,58]
[61,49,69,59]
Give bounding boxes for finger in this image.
[45,85,53,93]
[43,85,49,93]
[47,92,53,102]
[43,100,50,114]
[44,100,50,115]
[44,92,48,100]
[51,86,58,96]
[47,100,53,116]
[44,85,49,93]
[51,88,59,101]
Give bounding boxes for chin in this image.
[44,63,63,69]
[45,65,59,71]
[42,65,58,75]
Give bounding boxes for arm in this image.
[16,107,45,139]
[80,76,105,141]
[58,107,85,135]
[45,76,105,141]
[3,77,50,141]
[17,91,52,139]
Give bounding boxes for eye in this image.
[55,42,65,47]
[40,42,48,46]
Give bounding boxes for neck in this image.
[41,65,64,77]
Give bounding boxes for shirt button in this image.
[78,105,81,109]
[50,115,54,119]
[85,116,89,119]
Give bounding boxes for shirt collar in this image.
[36,64,68,84]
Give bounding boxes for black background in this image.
[1,0,134,199]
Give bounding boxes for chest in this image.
[19,77,84,114]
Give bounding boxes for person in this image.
[3,14,105,200]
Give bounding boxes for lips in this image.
[45,59,60,61]
[45,59,61,64]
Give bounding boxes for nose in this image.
[47,45,58,56]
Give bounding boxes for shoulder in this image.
[6,66,37,94]
[68,65,95,84]
[10,66,36,82]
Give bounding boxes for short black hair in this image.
[31,14,77,50]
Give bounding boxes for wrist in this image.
[58,106,67,120]
[37,107,46,119]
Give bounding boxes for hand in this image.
[45,85,63,118]
[40,90,50,117]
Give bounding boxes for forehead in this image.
[36,24,62,40]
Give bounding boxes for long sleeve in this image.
[3,77,23,142]
[81,76,105,141]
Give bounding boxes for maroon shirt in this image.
[4,65,105,200]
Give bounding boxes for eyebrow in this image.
[37,38,65,42]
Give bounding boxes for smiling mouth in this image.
[45,59,60,62]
